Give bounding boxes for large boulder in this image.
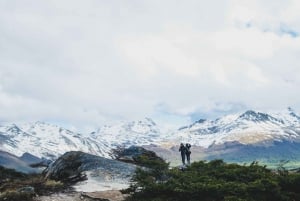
[44,151,136,184]
[113,146,165,167]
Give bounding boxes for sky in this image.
[1,0,300,132]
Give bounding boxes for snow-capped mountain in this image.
[0,118,163,160]
[90,117,163,149]
[0,121,110,160]
[1,108,300,163]
[173,108,300,148]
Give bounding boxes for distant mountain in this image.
[19,152,44,164]
[1,109,300,167]
[0,151,38,173]
[0,121,111,160]
[0,118,162,160]
[172,108,300,148]
[90,117,162,149]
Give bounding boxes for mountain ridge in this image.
[0,108,300,163]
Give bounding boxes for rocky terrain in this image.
[1,148,162,201]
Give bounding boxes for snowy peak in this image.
[121,117,158,134]
[90,118,162,149]
[93,117,159,135]
[1,110,300,161]
[179,119,207,130]
[239,110,271,122]
[0,124,24,136]
[287,107,300,121]
[237,110,284,125]
[6,124,23,134]
[175,108,300,148]
[184,108,300,132]
[0,122,110,160]
[270,107,300,126]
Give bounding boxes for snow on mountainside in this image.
[174,108,300,148]
[0,121,110,160]
[90,117,163,149]
[0,118,163,160]
[1,109,300,161]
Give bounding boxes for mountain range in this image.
[170,107,300,147]
[1,108,300,167]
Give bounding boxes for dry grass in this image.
[0,166,68,201]
[44,179,64,188]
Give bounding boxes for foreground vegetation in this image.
[0,166,65,201]
[125,160,300,201]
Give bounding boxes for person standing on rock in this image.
[185,143,191,165]
[179,143,187,165]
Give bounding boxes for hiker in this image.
[179,143,186,165]
[185,143,191,165]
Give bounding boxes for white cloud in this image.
[0,0,300,131]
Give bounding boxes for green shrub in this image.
[0,166,27,180]
[125,159,300,201]
[0,191,33,201]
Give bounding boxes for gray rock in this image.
[44,151,136,184]
[17,186,35,194]
[113,145,164,166]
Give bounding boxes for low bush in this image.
[0,191,33,201]
[125,159,300,201]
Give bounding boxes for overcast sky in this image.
[1,0,300,131]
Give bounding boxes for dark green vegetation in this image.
[114,146,166,168]
[125,159,300,201]
[0,166,65,201]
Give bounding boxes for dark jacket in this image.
[179,145,186,154]
[186,144,191,155]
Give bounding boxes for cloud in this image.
[0,0,300,131]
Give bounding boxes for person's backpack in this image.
[186,143,191,154]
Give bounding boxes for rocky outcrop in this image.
[44,151,136,184]
[113,146,165,167]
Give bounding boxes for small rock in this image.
[82,190,128,201]
[17,186,35,194]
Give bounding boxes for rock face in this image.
[44,151,136,184]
